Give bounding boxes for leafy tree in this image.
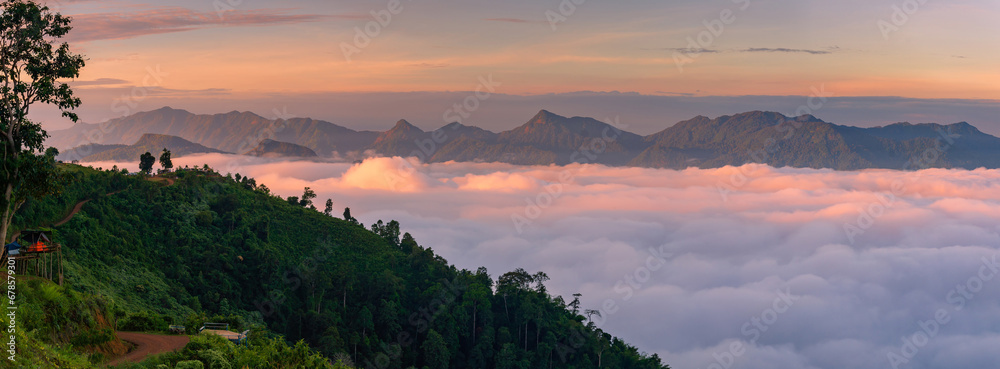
[343,207,360,226]
[422,329,450,369]
[138,151,156,175]
[324,198,333,216]
[496,343,517,369]
[159,147,172,171]
[358,305,373,337]
[0,0,85,242]
[299,186,316,208]
[369,219,401,246]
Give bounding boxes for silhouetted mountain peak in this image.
[947,121,979,133]
[135,133,189,145]
[529,109,565,125]
[794,114,825,123]
[391,119,424,133]
[440,122,465,130]
[152,106,183,113]
[135,106,193,119]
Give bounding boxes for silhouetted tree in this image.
[139,152,155,175]
[159,148,172,171]
[343,207,360,226]
[300,187,316,208]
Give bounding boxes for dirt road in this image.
[53,199,91,227]
[107,332,190,366]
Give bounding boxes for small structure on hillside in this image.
[3,229,64,285]
[199,322,249,344]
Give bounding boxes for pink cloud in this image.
[65,7,333,43]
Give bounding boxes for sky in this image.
[30,0,1000,134]
[91,155,1000,369]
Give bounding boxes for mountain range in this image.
[50,107,1000,170]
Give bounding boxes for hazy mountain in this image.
[630,111,1000,170]
[367,119,428,157]
[60,133,227,162]
[47,107,379,157]
[50,107,1000,170]
[57,143,127,162]
[243,139,318,158]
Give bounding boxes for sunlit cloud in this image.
[80,155,1000,368]
[66,6,331,43]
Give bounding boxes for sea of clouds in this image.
[92,154,1000,369]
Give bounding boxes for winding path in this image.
[107,332,190,366]
[52,199,91,227]
[49,177,165,229]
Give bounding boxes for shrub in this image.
[175,360,205,369]
[119,311,168,332]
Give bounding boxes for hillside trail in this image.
[50,188,126,227]
[52,198,92,227]
[47,176,172,229]
[107,332,190,366]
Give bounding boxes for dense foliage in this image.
[0,0,86,245]
[12,164,668,368]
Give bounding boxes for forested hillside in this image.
[11,165,667,369]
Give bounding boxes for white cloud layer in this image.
[90,155,1000,369]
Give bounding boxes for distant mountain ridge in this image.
[60,133,227,162]
[50,107,1000,170]
[244,139,318,158]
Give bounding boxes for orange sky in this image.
[54,0,999,100]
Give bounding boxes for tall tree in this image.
[0,0,85,242]
[324,198,333,216]
[299,186,316,208]
[139,151,155,175]
[159,147,172,171]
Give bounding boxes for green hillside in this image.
[9,165,668,369]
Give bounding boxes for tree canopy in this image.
[0,0,85,242]
[159,147,173,171]
[139,151,155,174]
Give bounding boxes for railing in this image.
[199,322,230,332]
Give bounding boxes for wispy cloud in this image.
[740,47,833,55]
[643,47,721,53]
[655,91,697,97]
[70,78,130,86]
[66,7,332,42]
[142,86,231,97]
[646,47,836,55]
[407,62,451,69]
[484,17,545,24]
